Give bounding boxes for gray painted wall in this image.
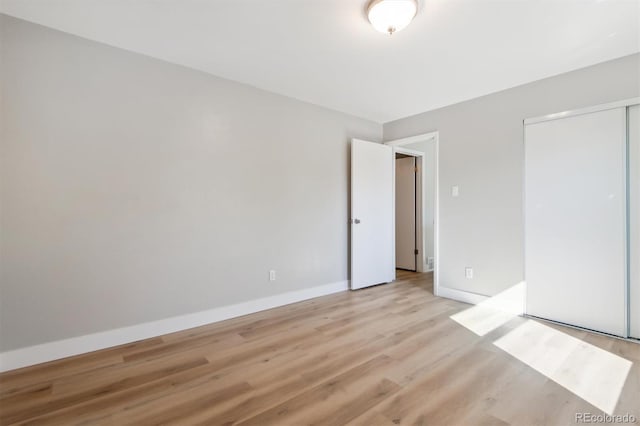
[0,15,381,351]
[384,53,640,298]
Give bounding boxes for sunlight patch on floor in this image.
[449,282,525,336]
[494,320,632,415]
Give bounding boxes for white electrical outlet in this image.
[451,186,459,197]
[269,270,276,281]
[465,267,473,279]
[427,257,434,270]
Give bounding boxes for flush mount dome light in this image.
[367,0,418,35]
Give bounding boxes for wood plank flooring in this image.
[1,271,639,425]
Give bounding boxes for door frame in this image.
[385,131,440,296]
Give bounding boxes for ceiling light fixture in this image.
[367,0,418,35]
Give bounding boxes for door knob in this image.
[353,218,361,224]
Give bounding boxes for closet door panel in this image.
[525,107,627,336]
[630,105,640,339]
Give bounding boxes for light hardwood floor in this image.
[1,271,639,425]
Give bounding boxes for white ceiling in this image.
[1,0,638,123]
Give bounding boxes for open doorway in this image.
[395,152,419,272]
[348,132,438,293]
[386,132,439,294]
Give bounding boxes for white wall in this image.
[384,53,640,298]
[0,15,381,352]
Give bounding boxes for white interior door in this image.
[396,156,416,270]
[351,139,395,290]
[629,104,640,339]
[525,107,627,337]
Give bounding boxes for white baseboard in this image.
[0,280,349,373]
[436,285,488,305]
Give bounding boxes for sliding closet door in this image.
[525,107,627,336]
[630,105,640,339]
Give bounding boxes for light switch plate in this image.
[452,186,459,197]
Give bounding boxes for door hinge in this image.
[414,249,419,255]
[414,166,418,172]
